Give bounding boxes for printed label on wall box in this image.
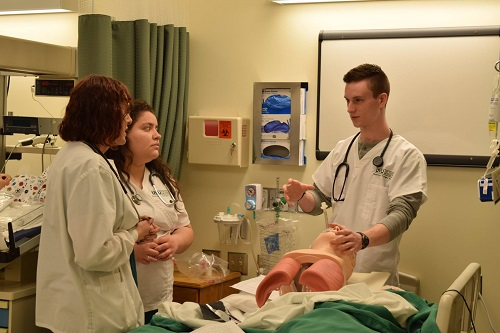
[261,89,291,115]
[261,89,291,160]
[261,88,291,141]
[218,121,232,139]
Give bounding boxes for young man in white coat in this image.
[283,63,427,286]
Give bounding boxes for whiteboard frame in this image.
[316,26,500,167]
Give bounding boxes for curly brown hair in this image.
[59,74,132,146]
[107,100,181,211]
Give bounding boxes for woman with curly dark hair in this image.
[36,74,158,333]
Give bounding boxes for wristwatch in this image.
[357,232,369,250]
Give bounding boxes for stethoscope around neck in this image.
[125,170,178,206]
[332,129,393,202]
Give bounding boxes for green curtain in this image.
[77,14,189,178]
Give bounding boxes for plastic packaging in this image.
[175,252,230,281]
[488,74,500,143]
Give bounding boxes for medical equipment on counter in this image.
[213,212,250,245]
[2,115,62,136]
[332,129,393,202]
[244,184,262,210]
[18,134,57,147]
[1,116,62,171]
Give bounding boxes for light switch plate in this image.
[228,252,248,275]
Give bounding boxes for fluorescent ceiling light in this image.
[271,0,371,3]
[0,0,78,15]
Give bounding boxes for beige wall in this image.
[1,0,498,330]
[184,0,500,330]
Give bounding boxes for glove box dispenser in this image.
[188,116,250,167]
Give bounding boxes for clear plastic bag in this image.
[175,252,230,281]
[0,193,14,213]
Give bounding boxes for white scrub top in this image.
[313,134,427,286]
[36,142,144,333]
[129,168,190,312]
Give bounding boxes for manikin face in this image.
[126,111,161,165]
[344,80,387,131]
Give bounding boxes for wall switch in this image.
[202,249,221,258]
[228,252,248,275]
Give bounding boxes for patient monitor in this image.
[2,116,62,136]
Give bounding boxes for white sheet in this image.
[157,283,417,331]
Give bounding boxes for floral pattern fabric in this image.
[1,172,47,203]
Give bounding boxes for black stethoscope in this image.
[332,129,393,202]
[84,141,141,217]
[126,170,178,206]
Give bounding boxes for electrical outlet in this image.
[202,249,221,258]
[228,252,248,275]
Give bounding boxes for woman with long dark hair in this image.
[108,100,194,323]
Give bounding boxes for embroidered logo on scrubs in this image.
[374,168,393,180]
[151,190,169,197]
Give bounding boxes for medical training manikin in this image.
[256,226,356,307]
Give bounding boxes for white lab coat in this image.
[130,168,190,312]
[313,134,427,286]
[36,142,144,333]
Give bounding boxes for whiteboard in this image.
[316,26,500,167]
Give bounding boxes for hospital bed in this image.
[0,194,43,267]
[128,263,481,333]
[0,33,71,267]
[0,194,44,332]
[436,262,481,333]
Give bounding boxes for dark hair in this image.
[343,64,390,98]
[108,100,181,211]
[59,74,132,146]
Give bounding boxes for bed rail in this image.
[436,262,481,333]
[398,271,420,295]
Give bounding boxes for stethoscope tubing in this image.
[149,171,177,206]
[125,170,177,206]
[332,130,393,202]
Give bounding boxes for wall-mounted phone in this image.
[244,184,262,210]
